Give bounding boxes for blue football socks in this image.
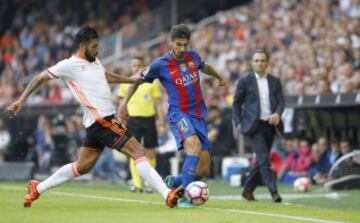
[181,155,200,189]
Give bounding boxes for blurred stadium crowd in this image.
[0,0,359,185]
[0,0,359,107]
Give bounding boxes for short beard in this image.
[84,50,96,62]
[172,50,185,60]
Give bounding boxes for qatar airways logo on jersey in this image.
[174,72,199,86]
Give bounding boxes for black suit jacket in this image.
[232,72,285,136]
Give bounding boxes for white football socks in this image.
[36,158,170,199]
[135,157,170,198]
[36,162,80,193]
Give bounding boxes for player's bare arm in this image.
[118,80,142,122]
[200,64,228,87]
[5,70,52,117]
[154,97,165,126]
[117,67,146,122]
[105,70,142,84]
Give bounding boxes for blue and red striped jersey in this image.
[141,50,208,118]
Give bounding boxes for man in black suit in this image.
[232,50,284,202]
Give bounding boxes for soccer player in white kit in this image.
[5,27,182,208]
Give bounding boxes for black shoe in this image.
[242,190,256,201]
[271,192,282,203]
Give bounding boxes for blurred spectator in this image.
[65,115,85,161]
[0,118,11,163]
[317,80,331,95]
[0,0,164,106]
[309,137,332,185]
[2,0,360,109]
[207,106,236,157]
[340,139,353,155]
[328,139,342,165]
[34,115,54,172]
[317,137,332,171]
[270,149,283,175]
[309,143,328,185]
[278,138,313,184]
[50,114,70,167]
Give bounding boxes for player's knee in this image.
[186,146,201,156]
[184,137,202,156]
[144,148,157,159]
[76,163,92,175]
[122,137,145,159]
[128,145,145,159]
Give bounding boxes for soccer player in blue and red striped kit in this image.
[119,24,227,207]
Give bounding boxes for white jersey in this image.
[47,56,115,128]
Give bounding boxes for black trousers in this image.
[243,120,278,194]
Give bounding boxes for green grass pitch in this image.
[1,180,359,223]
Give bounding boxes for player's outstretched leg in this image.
[133,156,183,208]
[23,161,80,208]
[121,137,182,207]
[176,155,199,208]
[23,148,101,208]
[178,135,208,208]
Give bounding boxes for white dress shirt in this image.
[255,72,271,121]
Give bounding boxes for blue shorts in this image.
[167,112,212,151]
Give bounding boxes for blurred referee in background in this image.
[118,56,165,193]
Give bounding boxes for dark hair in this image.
[75,27,99,49]
[170,24,191,40]
[252,49,269,60]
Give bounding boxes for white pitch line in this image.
[212,192,347,201]
[0,185,344,223]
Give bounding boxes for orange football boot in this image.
[165,188,184,208]
[23,180,40,208]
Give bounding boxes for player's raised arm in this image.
[118,81,141,122]
[4,70,52,117]
[201,63,228,87]
[117,68,146,121]
[105,70,142,84]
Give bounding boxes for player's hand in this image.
[118,104,129,125]
[218,77,228,87]
[268,113,280,125]
[4,99,25,117]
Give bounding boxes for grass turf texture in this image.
[0,180,359,223]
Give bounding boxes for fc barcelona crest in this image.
[188,61,196,69]
[180,64,187,72]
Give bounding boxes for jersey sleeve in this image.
[47,59,72,80]
[141,60,161,83]
[117,84,129,98]
[190,51,205,70]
